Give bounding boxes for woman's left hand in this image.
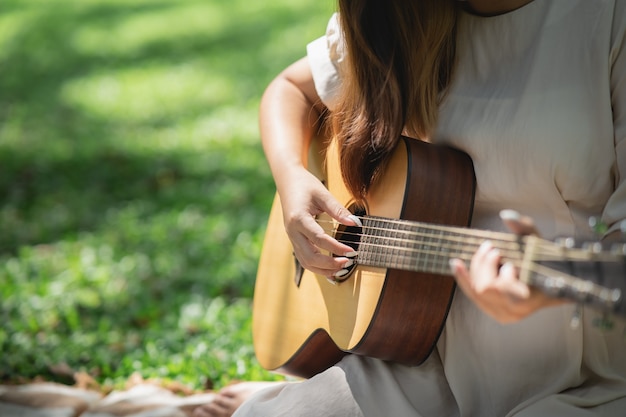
[449,210,566,323]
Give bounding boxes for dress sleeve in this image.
[601,1,626,236]
[306,13,346,111]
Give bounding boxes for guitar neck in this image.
[339,215,625,316]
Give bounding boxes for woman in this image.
[195,0,626,416]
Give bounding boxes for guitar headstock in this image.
[521,237,626,319]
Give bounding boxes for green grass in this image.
[0,0,335,391]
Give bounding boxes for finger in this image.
[450,257,504,319]
[449,258,470,288]
[449,257,486,301]
[469,241,501,292]
[316,193,361,227]
[453,250,546,323]
[296,213,356,256]
[291,228,357,275]
[294,240,354,277]
[496,262,530,300]
[499,209,539,236]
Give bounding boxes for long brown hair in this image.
[332,0,458,202]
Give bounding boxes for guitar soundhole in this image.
[333,205,365,282]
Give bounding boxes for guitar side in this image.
[252,136,476,378]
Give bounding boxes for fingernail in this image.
[333,269,349,278]
[348,214,363,227]
[499,209,521,221]
[326,277,338,285]
[449,259,457,272]
[343,259,354,268]
[501,262,515,274]
[479,240,492,250]
[344,251,358,258]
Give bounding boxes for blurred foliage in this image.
[0,0,335,390]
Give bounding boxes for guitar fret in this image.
[391,220,405,269]
[383,220,393,266]
[393,220,409,270]
[434,228,447,275]
[400,221,415,270]
[375,219,385,266]
[414,225,426,272]
[425,229,435,269]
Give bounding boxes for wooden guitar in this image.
[253,135,626,379]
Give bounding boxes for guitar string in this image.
[333,229,532,264]
[316,219,554,261]
[325,228,612,294]
[321,216,534,247]
[299,218,620,304]
[327,230,607,293]
[315,217,618,263]
[333,229,620,269]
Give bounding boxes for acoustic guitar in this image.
[253,135,626,379]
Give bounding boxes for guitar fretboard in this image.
[356,216,521,275]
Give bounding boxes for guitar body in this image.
[253,136,476,378]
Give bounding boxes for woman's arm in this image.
[259,57,325,193]
[259,57,358,278]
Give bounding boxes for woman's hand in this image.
[259,57,359,279]
[449,210,566,323]
[279,167,359,279]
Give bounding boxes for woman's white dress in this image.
[235,1,626,416]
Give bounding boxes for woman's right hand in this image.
[259,56,357,278]
[278,167,360,279]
